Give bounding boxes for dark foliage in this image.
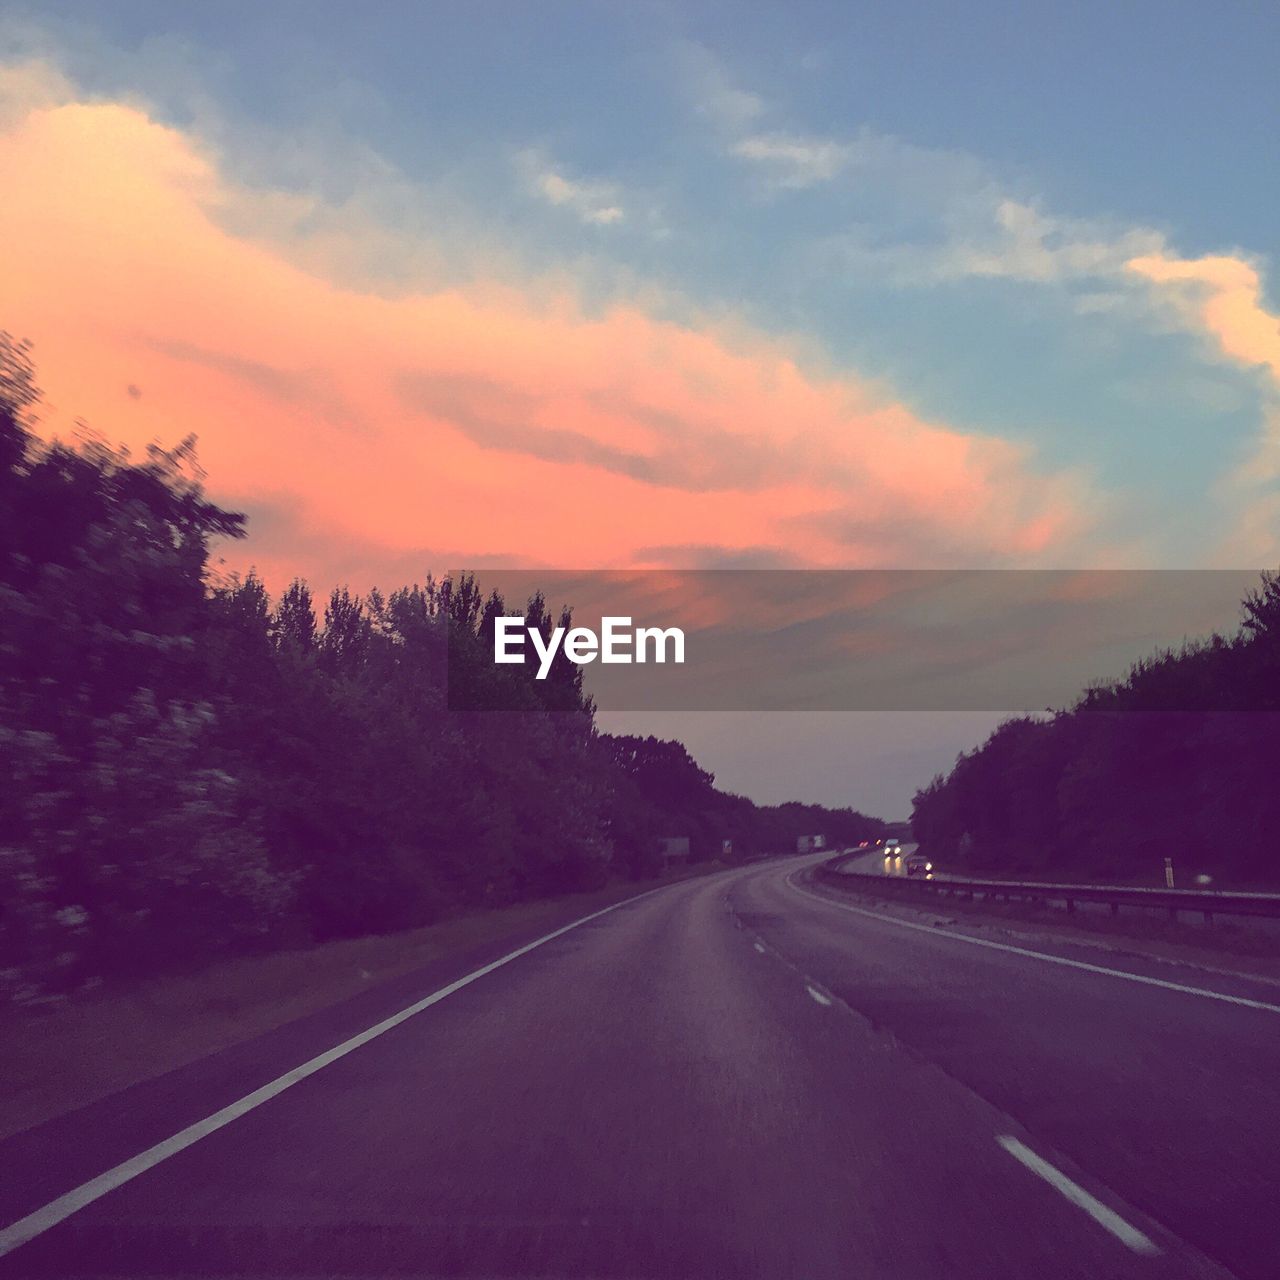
[911,584,1280,886]
[0,338,880,1002]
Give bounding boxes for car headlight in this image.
[925,862,932,871]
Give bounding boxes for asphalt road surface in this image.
[2,852,1278,1279]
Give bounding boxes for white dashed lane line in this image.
[997,1135,1160,1256]
[754,875,1169,1260]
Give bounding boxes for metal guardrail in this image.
[815,854,1280,923]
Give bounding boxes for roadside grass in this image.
[0,862,723,1142]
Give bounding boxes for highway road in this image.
[2,852,1277,1278]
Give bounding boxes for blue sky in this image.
[29,0,1279,246]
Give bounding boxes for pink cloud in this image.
[0,70,1095,594]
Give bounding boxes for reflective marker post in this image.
[1164,857,1175,890]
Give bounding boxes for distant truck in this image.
[796,834,826,854]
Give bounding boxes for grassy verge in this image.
[0,863,722,1142]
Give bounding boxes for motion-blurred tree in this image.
[0,340,883,1002]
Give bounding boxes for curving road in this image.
[2,853,1277,1278]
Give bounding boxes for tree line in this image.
[911,575,1280,886]
[0,335,881,1005]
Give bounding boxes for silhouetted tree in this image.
[912,573,1280,887]
[273,579,317,654]
[0,341,884,1003]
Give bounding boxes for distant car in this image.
[905,854,934,879]
[858,840,869,848]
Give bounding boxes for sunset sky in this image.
[4,2,1278,813]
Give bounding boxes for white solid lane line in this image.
[787,876,1280,1016]
[997,1135,1160,1256]
[805,985,833,1006]
[0,885,669,1260]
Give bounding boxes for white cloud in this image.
[938,200,1168,285]
[518,148,624,226]
[731,132,854,188]
[674,40,766,133]
[699,79,765,132]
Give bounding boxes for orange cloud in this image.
[0,67,1093,594]
[1127,252,1280,385]
[1126,251,1280,560]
